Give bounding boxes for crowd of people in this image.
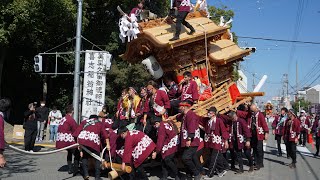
[0,71,320,180]
[54,71,273,180]
[23,101,63,152]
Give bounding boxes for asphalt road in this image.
[1,127,320,180]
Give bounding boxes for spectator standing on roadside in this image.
[24,103,38,152]
[36,101,49,142]
[48,106,62,142]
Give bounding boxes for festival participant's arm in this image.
[122,136,133,171]
[0,116,6,168]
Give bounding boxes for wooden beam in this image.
[240,92,265,97]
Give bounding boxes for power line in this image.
[288,0,308,72]
[237,36,320,45]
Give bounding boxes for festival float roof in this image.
[121,11,254,86]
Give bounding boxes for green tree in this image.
[292,98,311,114]
[208,5,237,43]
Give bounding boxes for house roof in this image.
[307,84,320,91]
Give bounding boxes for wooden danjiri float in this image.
[105,9,264,179]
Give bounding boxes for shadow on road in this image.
[0,150,38,179]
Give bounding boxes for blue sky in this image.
[207,0,320,101]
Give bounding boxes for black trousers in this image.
[315,136,320,155]
[24,128,37,151]
[207,149,228,177]
[182,147,200,176]
[169,100,181,116]
[82,147,101,178]
[194,148,204,174]
[244,147,253,166]
[162,153,178,178]
[175,11,195,37]
[252,137,264,167]
[67,148,80,162]
[275,134,283,155]
[299,131,307,146]
[230,148,244,171]
[285,141,297,164]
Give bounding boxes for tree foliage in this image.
[292,98,311,114]
[0,1,235,122]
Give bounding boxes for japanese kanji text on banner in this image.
[81,50,112,120]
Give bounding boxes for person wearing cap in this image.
[283,109,300,169]
[0,98,11,168]
[119,126,156,180]
[272,107,288,157]
[249,104,269,170]
[73,114,109,180]
[312,115,320,156]
[56,105,80,175]
[298,110,311,147]
[128,87,141,123]
[152,118,180,180]
[175,100,202,180]
[228,111,251,174]
[199,106,229,178]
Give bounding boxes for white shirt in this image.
[49,110,62,126]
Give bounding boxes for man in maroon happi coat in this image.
[283,110,301,169]
[175,100,202,180]
[250,104,269,170]
[119,127,156,180]
[228,111,251,174]
[73,115,109,180]
[299,110,311,147]
[272,107,288,157]
[312,115,320,157]
[152,119,180,180]
[171,71,199,116]
[178,71,199,103]
[236,104,254,172]
[143,81,170,139]
[56,105,80,175]
[199,107,229,178]
[169,0,195,41]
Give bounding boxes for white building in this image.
[306,84,320,105]
[237,70,248,93]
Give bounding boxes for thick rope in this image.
[6,142,79,155]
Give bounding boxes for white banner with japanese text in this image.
[81,50,112,120]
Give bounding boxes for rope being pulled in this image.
[6,142,79,155]
[6,141,106,164]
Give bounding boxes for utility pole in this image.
[73,0,83,123]
[296,60,298,101]
[281,74,289,108]
[252,73,256,91]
